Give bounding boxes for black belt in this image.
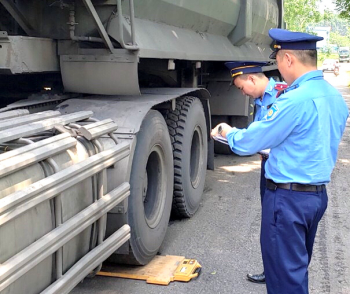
[258,152,269,160]
[266,179,326,192]
[260,154,269,160]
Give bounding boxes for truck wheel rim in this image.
[190,125,203,189]
[143,144,166,229]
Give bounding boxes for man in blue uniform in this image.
[212,29,349,294]
[224,61,286,284]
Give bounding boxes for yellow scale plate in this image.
[97,255,201,285]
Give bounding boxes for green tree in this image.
[284,0,322,31]
[314,10,350,48]
[317,11,350,36]
[329,32,350,47]
[335,0,350,19]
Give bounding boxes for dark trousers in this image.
[260,186,328,294]
[260,158,267,205]
[257,158,267,276]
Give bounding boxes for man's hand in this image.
[211,123,233,138]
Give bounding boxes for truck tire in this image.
[127,110,174,265]
[165,97,207,218]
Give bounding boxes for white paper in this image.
[257,149,270,156]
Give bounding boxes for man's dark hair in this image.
[281,49,317,66]
[232,72,266,83]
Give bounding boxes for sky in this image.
[318,0,337,13]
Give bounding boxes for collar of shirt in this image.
[255,78,278,107]
[255,78,276,106]
[277,71,322,98]
[288,70,323,91]
[264,78,277,96]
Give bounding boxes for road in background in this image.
[72,67,350,294]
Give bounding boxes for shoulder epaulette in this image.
[275,83,288,98]
[274,83,288,91]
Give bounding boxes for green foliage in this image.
[312,6,350,51]
[284,0,322,31]
[330,32,350,47]
[335,0,350,20]
[282,0,350,67]
[317,11,350,36]
[318,51,339,62]
[321,46,331,55]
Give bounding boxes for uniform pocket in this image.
[262,188,278,226]
[272,188,289,227]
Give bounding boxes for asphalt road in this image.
[72,66,350,294]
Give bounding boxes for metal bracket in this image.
[0,31,9,40]
[80,0,114,53]
[0,1,35,36]
[115,0,139,51]
[78,119,118,140]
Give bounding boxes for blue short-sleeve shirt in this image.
[226,70,349,184]
[254,78,281,121]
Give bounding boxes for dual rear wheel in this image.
[127,97,207,264]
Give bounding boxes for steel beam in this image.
[0,0,35,36]
[0,133,69,161]
[0,111,93,143]
[41,225,130,294]
[81,0,114,52]
[0,184,130,292]
[0,109,29,120]
[0,141,130,225]
[0,133,76,177]
[78,119,118,140]
[0,111,61,131]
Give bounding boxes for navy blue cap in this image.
[268,28,323,59]
[224,61,268,78]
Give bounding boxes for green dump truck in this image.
[0,1,282,293]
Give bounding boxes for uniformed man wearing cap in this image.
[224,61,286,284]
[212,28,349,294]
[225,61,287,123]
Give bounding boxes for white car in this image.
[322,59,339,72]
